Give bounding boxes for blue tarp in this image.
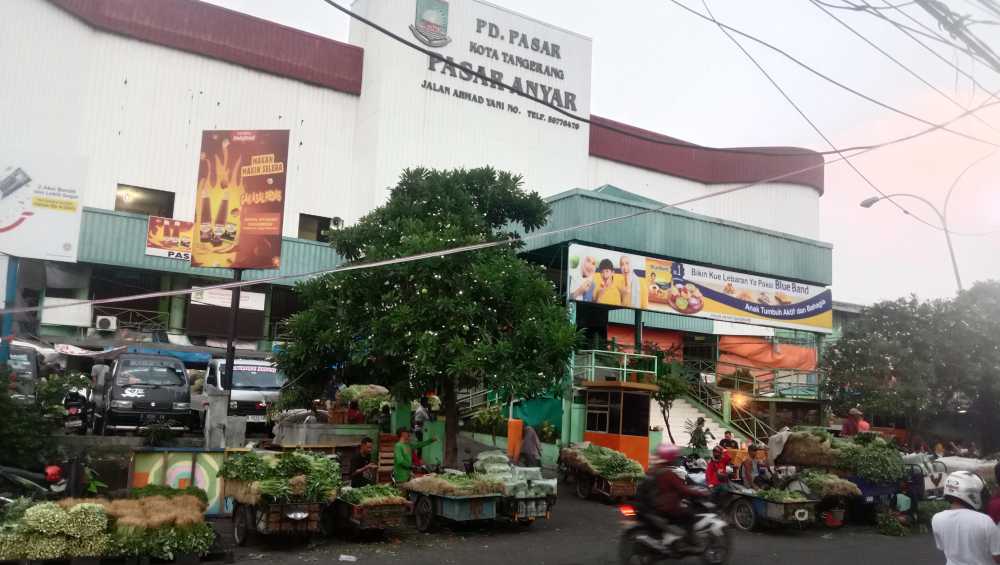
[123,346,213,365]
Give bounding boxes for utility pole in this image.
[914,0,1000,72]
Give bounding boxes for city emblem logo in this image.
[410,0,451,48]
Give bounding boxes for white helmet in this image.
[943,471,985,510]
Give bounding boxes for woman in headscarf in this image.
[519,426,542,467]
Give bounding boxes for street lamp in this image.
[859,194,963,291]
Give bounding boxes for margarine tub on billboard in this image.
[566,244,832,334]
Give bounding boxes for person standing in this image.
[325,375,340,412]
[349,437,378,488]
[988,465,1000,524]
[718,431,739,450]
[688,417,715,451]
[932,471,1000,564]
[519,426,542,468]
[393,427,437,484]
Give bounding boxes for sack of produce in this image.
[402,473,505,497]
[513,467,543,481]
[476,450,511,465]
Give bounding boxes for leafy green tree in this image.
[276,168,579,466]
[647,345,687,445]
[823,282,1000,451]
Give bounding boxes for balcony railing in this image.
[685,359,822,400]
[571,349,658,386]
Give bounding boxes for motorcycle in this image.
[63,388,91,435]
[618,498,731,565]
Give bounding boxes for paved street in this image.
[229,483,941,565]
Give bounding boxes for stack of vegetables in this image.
[756,489,809,503]
[218,451,341,505]
[339,485,408,507]
[0,488,215,561]
[471,451,557,499]
[560,444,645,481]
[798,470,862,498]
[778,429,906,484]
[402,473,506,496]
[337,384,392,419]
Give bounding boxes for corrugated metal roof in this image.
[608,309,714,334]
[523,187,833,285]
[78,208,341,286]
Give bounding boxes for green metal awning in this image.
[521,186,833,286]
[78,208,342,286]
[607,309,714,334]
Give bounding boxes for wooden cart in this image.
[328,498,411,535]
[408,492,500,533]
[558,458,637,502]
[497,495,556,525]
[231,501,325,545]
[727,492,818,532]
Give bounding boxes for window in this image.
[585,391,621,434]
[298,213,332,242]
[621,392,651,436]
[116,184,175,217]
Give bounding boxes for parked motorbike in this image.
[63,389,91,435]
[618,498,731,565]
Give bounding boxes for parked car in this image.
[192,358,287,431]
[90,353,193,435]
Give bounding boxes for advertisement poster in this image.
[567,244,832,333]
[191,130,289,269]
[146,216,194,261]
[0,151,84,262]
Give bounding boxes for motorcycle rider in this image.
[639,444,710,549]
[931,471,1000,565]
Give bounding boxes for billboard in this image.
[145,216,194,261]
[567,244,832,334]
[0,152,84,262]
[192,130,289,269]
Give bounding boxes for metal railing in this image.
[456,386,491,417]
[687,358,822,400]
[681,364,775,444]
[571,349,657,385]
[93,306,169,333]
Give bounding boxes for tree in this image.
[822,281,1000,451]
[648,345,687,445]
[275,168,579,466]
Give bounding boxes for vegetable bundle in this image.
[402,473,506,496]
[340,484,408,506]
[757,489,808,503]
[561,445,644,481]
[0,490,214,561]
[779,430,905,484]
[218,450,342,504]
[799,470,862,498]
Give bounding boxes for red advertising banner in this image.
[192,130,289,269]
[145,216,194,261]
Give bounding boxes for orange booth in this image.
[581,380,657,469]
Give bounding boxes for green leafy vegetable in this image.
[340,484,407,506]
[757,489,807,503]
[130,484,209,504]
[218,451,272,481]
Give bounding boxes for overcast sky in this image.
[209,0,1000,304]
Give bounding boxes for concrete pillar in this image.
[169,274,189,334]
[260,285,273,350]
[634,309,643,353]
[204,388,230,449]
[561,301,577,446]
[721,390,732,424]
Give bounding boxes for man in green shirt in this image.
[394,427,437,483]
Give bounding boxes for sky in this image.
[208,0,1000,304]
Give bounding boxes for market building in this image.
[2,0,832,442]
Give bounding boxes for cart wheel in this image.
[730,499,756,532]
[575,476,593,500]
[557,464,570,483]
[233,503,256,546]
[414,496,435,533]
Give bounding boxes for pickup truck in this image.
[192,358,286,431]
[90,353,193,434]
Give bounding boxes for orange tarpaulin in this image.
[716,336,817,377]
[607,325,683,360]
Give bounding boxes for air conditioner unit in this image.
[95,316,118,331]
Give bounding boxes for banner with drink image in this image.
[145,216,194,261]
[566,244,832,333]
[192,130,289,269]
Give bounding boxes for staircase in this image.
[649,396,739,448]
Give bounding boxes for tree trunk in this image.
[662,406,675,444]
[443,380,459,468]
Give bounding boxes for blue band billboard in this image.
[566,244,832,333]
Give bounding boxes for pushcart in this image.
[408,492,500,532]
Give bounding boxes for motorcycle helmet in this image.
[655,444,682,465]
[943,470,984,510]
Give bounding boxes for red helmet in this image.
[44,465,63,483]
[655,444,682,464]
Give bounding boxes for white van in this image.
[194,358,287,429]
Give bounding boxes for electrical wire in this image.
[318,0,1000,159]
[5,0,1000,318]
[814,0,916,9]
[813,0,984,62]
[812,0,1000,138]
[667,0,1000,148]
[701,0,948,233]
